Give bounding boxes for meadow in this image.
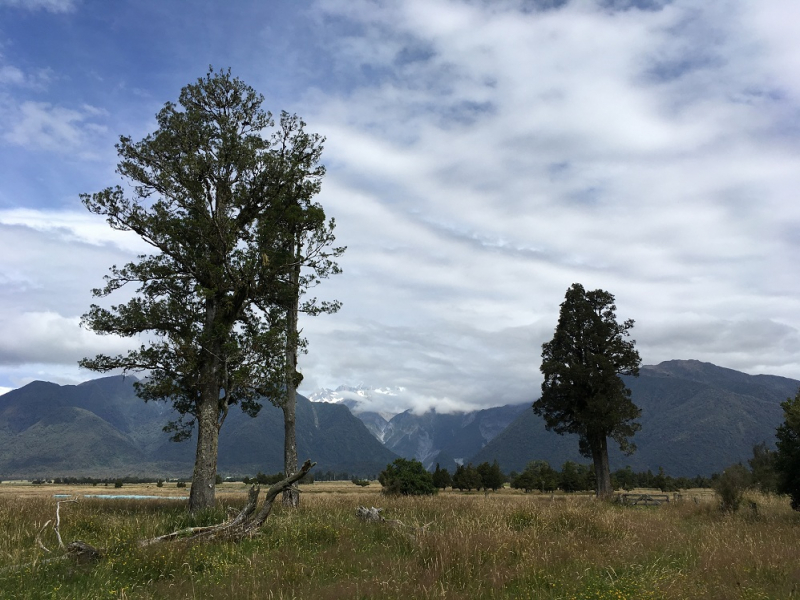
[0,482,798,599]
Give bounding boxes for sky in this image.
[1,0,799,414]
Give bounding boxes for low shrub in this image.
[378,458,437,496]
[713,464,751,511]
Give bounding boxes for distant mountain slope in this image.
[471,360,799,476]
[365,403,529,470]
[0,376,398,478]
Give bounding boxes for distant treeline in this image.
[427,460,713,493]
[508,461,712,493]
[14,444,775,494]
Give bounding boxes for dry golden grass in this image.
[0,485,798,599]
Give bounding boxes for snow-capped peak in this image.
[307,388,344,404]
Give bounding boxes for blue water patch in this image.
[53,494,188,500]
[84,495,189,500]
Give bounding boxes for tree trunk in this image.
[189,394,220,512]
[189,299,223,513]
[590,434,613,498]
[281,399,299,507]
[282,260,300,507]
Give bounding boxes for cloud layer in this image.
[1,0,799,413]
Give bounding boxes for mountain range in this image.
[0,376,397,479]
[0,360,796,479]
[313,360,799,477]
[470,360,798,476]
[309,386,527,469]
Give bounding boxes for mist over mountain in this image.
[308,385,403,419]
[308,385,527,469]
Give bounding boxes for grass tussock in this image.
[0,488,798,599]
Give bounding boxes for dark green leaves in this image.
[80,68,341,440]
[534,283,641,455]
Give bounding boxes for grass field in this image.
[0,482,798,599]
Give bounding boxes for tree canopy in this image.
[378,458,437,496]
[79,69,340,511]
[533,283,641,497]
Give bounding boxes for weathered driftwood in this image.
[355,506,386,523]
[140,459,316,545]
[355,505,432,536]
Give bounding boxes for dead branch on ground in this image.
[139,460,315,544]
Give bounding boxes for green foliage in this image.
[612,466,637,491]
[80,68,291,437]
[156,479,164,488]
[748,442,778,494]
[351,477,370,487]
[452,463,483,491]
[378,458,437,496]
[511,460,559,492]
[713,463,751,512]
[534,283,641,496]
[432,463,452,489]
[113,480,123,489]
[77,69,343,510]
[176,481,187,488]
[775,389,800,510]
[652,467,679,492]
[559,461,595,493]
[476,460,504,491]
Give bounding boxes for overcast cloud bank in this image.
[1,0,799,413]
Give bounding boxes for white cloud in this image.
[0,209,152,254]
[0,218,143,391]
[289,0,800,409]
[2,101,108,155]
[0,63,52,89]
[3,0,800,412]
[0,0,77,13]
[0,65,24,85]
[0,310,136,366]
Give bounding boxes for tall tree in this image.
[261,113,344,507]
[432,463,452,489]
[775,389,800,510]
[79,69,326,512]
[534,283,641,498]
